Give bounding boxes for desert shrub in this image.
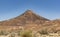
[17,30,21,36]
[51,28,57,33]
[38,29,48,35]
[9,34,15,37]
[20,30,33,37]
[0,30,4,35]
[0,30,9,35]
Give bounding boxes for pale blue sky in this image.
[0,0,60,21]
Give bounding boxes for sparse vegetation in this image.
[0,30,9,35]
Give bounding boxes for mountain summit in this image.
[0,10,49,26]
[14,10,49,25]
[0,10,50,31]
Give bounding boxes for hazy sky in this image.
[0,0,60,21]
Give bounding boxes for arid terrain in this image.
[0,10,60,37]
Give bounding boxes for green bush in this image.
[20,30,33,37]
